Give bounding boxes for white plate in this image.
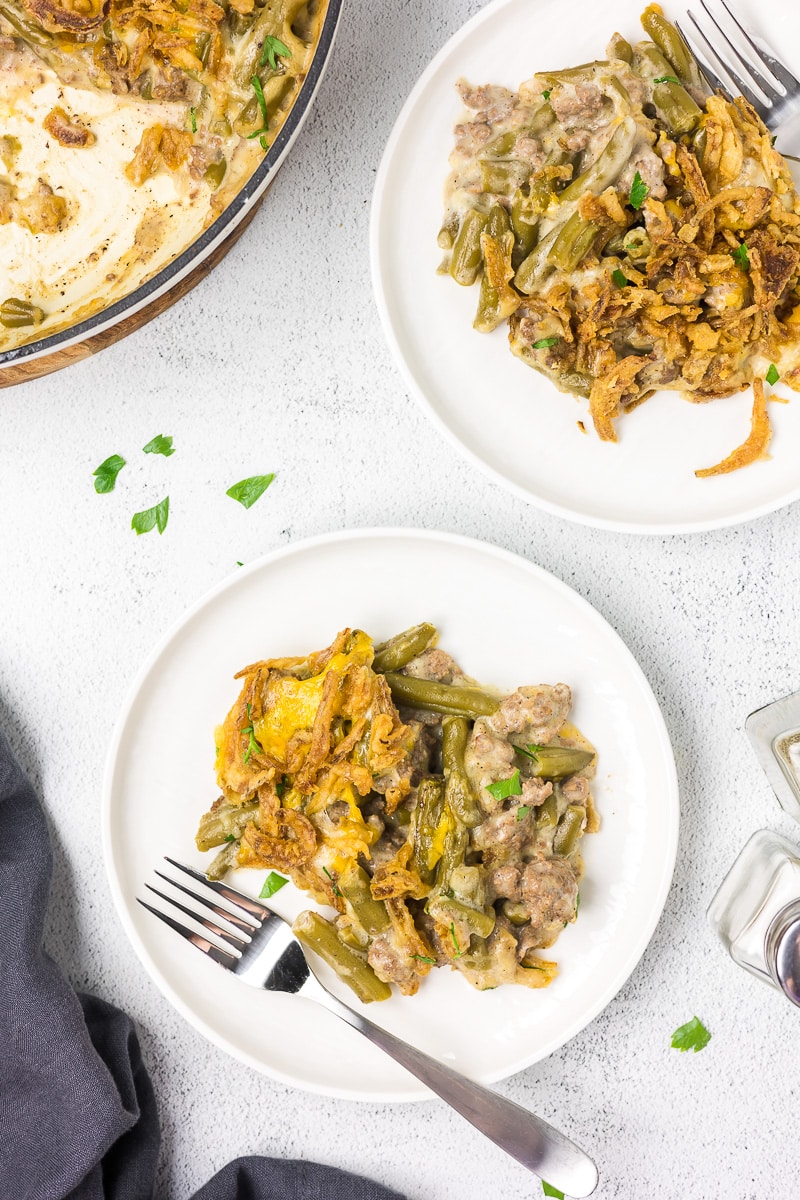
[370,0,800,534]
[102,528,679,1101]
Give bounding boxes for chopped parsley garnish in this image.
[241,702,264,763]
[276,775,289,798]
[449,922,463,958]
[532,336,559,349]
[248,76,270,151]
[542,89,551,100]
[323,866,342,897]
[516,805,531,821]
[542,1184,565,1199]
[131,496,169,535]
[259,34,291,70]
[628,170,649,210]
[412,954,436,964]
[142,434,175,457]
[189,107,197,133]
[93,454,126,494]
[260,871,288,899]
[222,833,236,843]
[576,892,581,913]
[226,473,275,509]
[236,561,243,567]
[652,74,680,84]
[766,363,780,386]
[671,1015,711,1053]
[611,268,629,288]
[485,769,523,801]
[514,743,544,762]
[732,241,750,270]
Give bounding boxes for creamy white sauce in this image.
[0,55,222,349]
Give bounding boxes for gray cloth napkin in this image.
[0,729,405,1200]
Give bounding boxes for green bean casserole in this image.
[195,624,598,1003]
[0,0,326,349]
[440,3,800,477]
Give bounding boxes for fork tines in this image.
[137,858,269,969]
[676,0,800,126]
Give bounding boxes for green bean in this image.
[693,125,707,165]
[553,805,587,856]
[485,131,516,156]
[502,901,530,926]
[480,158,529,194]
[622,226,651,260]
[338,864,390,936]
[412,777,447,884]
[434,821,469,897]
[442,717,482,827]
[556,369,593,398]
[437,214,459,250]
[548,212,600,272]
[385,673,500,718]
[487,202,511,240]
[474,204,517,332]
[449,209,489,286]
[431,897,496,940]
[205,839,239,881]
[633,41,674,81]
[0,136,21,167]
[641,4,696,83]
[537,61,612,85]
[536,793,559,828]
[514,223,562,294]
[608,32,633,63]
[204,159,227,190]
[515,745,594,780]
[232,0,290,86]
[293,910,392,1003]
[511,189,539,260]
[0,297,45,329]
[653,80,701,135]
[373,623,437,674]
[196,799,259,851]
[557,115,637,206]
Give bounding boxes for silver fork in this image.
[676,0,800,139]
[139,858,599,1199]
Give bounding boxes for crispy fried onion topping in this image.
[506,93,800,474]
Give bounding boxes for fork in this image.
[139,858,599,1199]
[675,0,800,142]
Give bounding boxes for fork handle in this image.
[316,990,598,1197]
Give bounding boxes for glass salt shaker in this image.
[707,829,800,1006]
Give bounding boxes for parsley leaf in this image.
[514,743,544,762]
[323,866,342,897]
[532,336,559,349]
[486,769,523,801]
[652,74,680,84]
[516,805,531,821]
[93,454,126,494]
[612,268,629,288]
[766,363,780,386]
[226,473,275,509]
[542,1184,564,1199]
[671,1015,711,1053]
[259,34,291,70]
[449,922,463,958]
[236,561,243,567]
[628,170,649,210]
[131,496,169,535]
[542,89,551,100]
[412,954,435,964]
[189,106,197,133]
[260,871,288,899]
[241,702,264,763]
[732,241,750,271]
[142,434,175,457]
[222,833,236,843]
[247,76,270,150]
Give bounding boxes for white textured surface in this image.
[2,0,800,1196]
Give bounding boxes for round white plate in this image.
[370,0,800,534]
[102,528,679,1100]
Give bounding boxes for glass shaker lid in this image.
[767,902,800,1007]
